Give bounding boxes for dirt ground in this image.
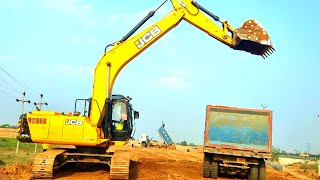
[0,145,316,180]
[285,164,319,180]
[0,128,16,138]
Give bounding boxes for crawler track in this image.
[31,148,127,179]
[110,150,130,179]
[32,149,66,179]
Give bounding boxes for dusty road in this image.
[0,145,311,180]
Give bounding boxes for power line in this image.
[0,75,22,95]
[0,66,39,98]
[0,88,19,99]
[0,83,21,97]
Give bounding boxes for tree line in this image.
[0,124,17,128]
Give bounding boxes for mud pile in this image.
[0,163,32,175]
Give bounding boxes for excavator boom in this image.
[90,0,275,127]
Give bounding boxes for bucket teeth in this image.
[232,19,275,58]
[262,46,274,58]
[265,51,270,56]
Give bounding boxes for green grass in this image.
[0,137,43,166]
[0,137,41,149]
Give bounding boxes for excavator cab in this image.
[103,94,138,141]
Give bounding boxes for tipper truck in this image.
[203,105,272,180]
[158,122,176,149]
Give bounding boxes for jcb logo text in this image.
[65,119,83,126]
[135,26,161,49]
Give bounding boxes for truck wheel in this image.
[210,160,218,179]
[248,165,258,180]
[203,153,211,178]
[258,160,266,180]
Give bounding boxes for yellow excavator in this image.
[16,0,274,179]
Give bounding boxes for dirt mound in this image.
[0,163,32,175]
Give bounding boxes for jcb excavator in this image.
[16,0,274,179]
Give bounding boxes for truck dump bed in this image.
[205,105,272,153]
[158,126,174,146]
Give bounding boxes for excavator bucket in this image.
[233,19,275,58]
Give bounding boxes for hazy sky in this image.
[0,0,319,154]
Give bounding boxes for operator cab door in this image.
[111,101,132,141]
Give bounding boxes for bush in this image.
[1,138,8,142]
[0,159,6,166]
[271,146,280,162]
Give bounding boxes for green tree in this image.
[0,124,10,128]
[181,141,188,146]
[189,143,196,147]
[280,150,288,155]
[271,146,281,162]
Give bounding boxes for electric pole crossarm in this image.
[34,94,48,111]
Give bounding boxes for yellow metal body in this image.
[23,0,273,147]
[26,111,108,146]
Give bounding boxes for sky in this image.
[0,0,319,154]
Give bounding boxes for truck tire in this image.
[210,160,218,179]
[203,153,211,178]
[258,160,266,180]
[248,165,258,180]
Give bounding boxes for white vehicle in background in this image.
[139,134,150,147]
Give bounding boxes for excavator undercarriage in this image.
[32,148,130,179]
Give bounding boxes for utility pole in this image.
[33,94,48,153]
[306,142,311,154]
[16,92,31,154]
[34,94,48,110]
[261,104,268,110]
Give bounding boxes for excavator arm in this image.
[90,0,274,127]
